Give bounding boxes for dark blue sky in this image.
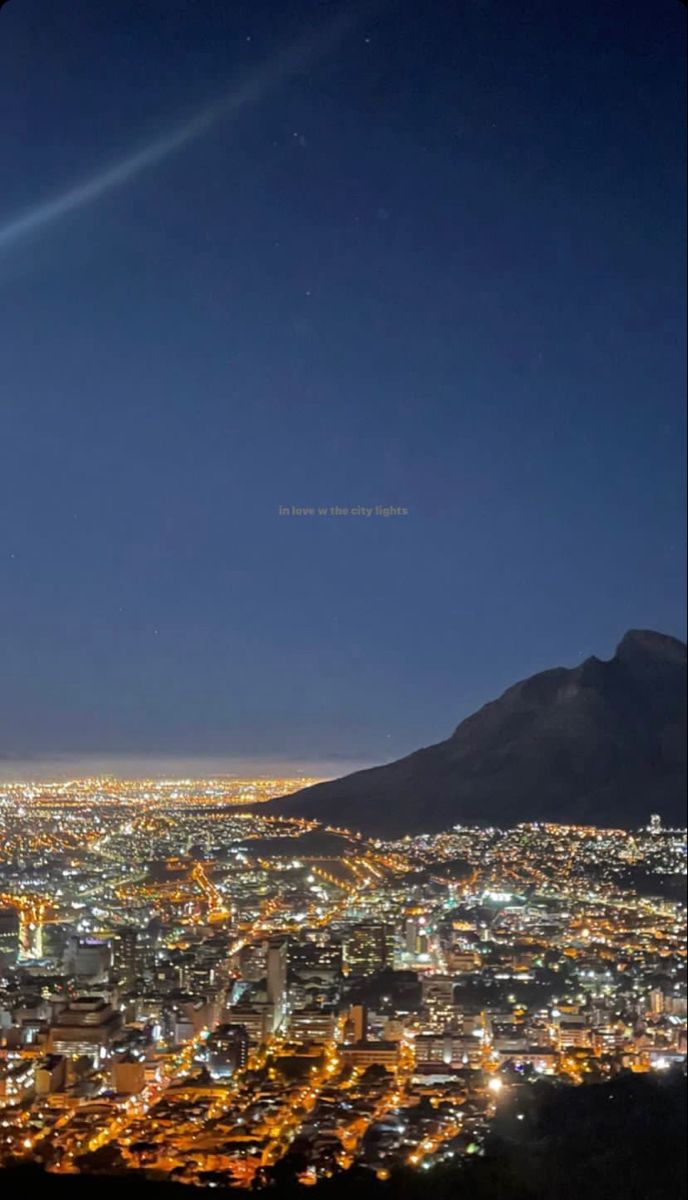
[0,0,685,766]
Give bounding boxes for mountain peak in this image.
[277,630,687,835]
[615,629,686,667]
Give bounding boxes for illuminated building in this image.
[287,937,342,981]
[344,922,393,976]
[237,940,267,982]
[495,1046,560,1073]
[348,1002,368,1043]
[287,1006,337,1043]
[48,997,122,1057]
[0,909,19,964]
[448,948,480,972]
[414,1032,483,1068]
[207,1023,249,1076]
[114,927,139,987]
[225,1002,272,1045]
[405,917,424,953]
[0,1060,34,1103]
[166,994,219,1044]
[556,1016,593,1049]
[592,1025,629,1054]
[414,1033,454,1066]
[421,975,456,1032]
[66,936,112,979]
[650,988,665,1015]
[338,1039,399,1069]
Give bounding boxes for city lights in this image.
[0,783,684,1186]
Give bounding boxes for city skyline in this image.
[0,773,685,1189]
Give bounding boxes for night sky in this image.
[0,0,685,770]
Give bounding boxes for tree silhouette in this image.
[74,1144,127,1175]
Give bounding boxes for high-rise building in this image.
[348,1003,368,1043]
[238,940,267,982]
[649,988,665,1015]
[0,909,19,964]
[344,923,393,976]
[405,918,421,954]
[287,937,342,981]
[421,976,456,1032]
[649,814,662,835]
[266,937,288,1029]
[207,1023,249,1077]
[664,994,687,1017]
[224,1003,271,1045]
[65,937,112,979]
[114,927,139,987]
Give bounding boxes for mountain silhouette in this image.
[276,630,686,835]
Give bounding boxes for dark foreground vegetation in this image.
[1,1069,685,1200]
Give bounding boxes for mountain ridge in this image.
[275,630,686,835]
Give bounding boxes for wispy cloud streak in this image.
[0,10,356,253]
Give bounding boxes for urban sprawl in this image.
[0,777,685,1187]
